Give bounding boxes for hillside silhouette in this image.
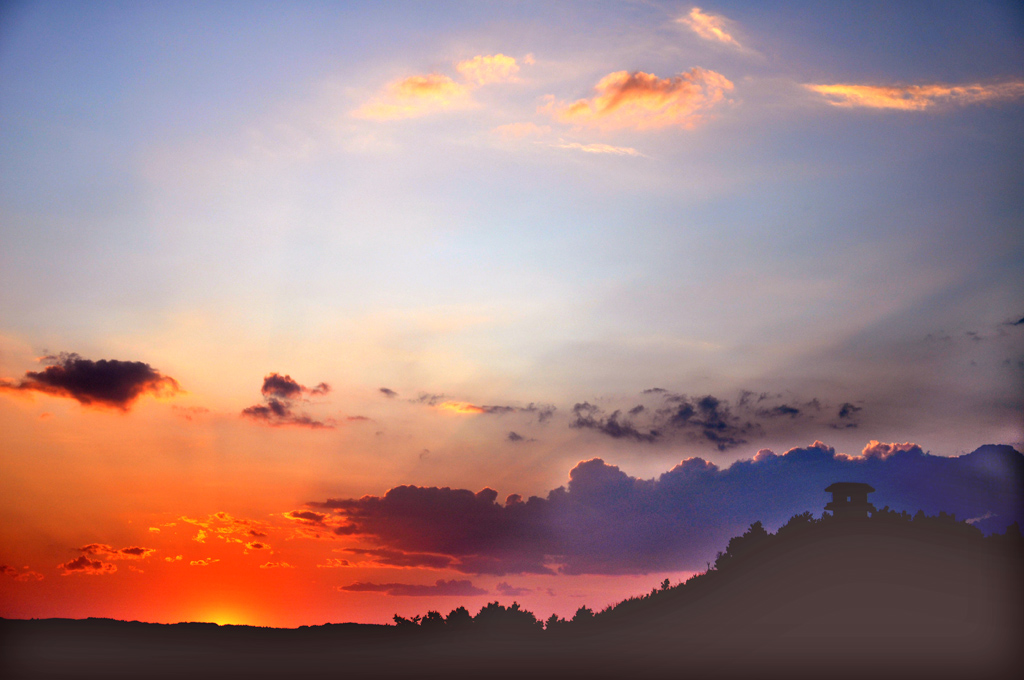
[3,503,1021,679]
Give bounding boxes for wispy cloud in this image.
[354,74,472,120]
[804,80,1024,110]
[337,578,487,597]
[554,141,644,156]
[355,54,524,121]
[543,68,733,130]
[455,53,520,85]
[678,7,742,48]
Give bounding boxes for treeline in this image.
[390,508,1023,634]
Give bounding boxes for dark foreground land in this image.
[3,514,1022,680]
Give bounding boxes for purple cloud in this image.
[308,442,1022,575]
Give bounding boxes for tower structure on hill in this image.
[824,482,876,519]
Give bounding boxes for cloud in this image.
[659,394,752,450]
[259,373,330,399]
[1,565,44,581]
[306,443,1022,575]
[570,402,660,443]
[338,578,487,597]
[284,509,328,525]
[190,558,219,567]
[379,387,399,398]
[78,544,156,560]
[554,142,643,156]
[179,512,272,546]
[317,558,350,568]
[422,395,554,422]
[58,556,117,575]
[354,74,472,120]
[496,581,531,597]
[575,390,865,450]
[0,352,180,410]
[456,53,519,85]
[830,402,863,429]
[507,431,525,442]
[241,373,334,429]
[543,68,733,130]
[259,562,293,569]
[343,547,454,570]
[804,80,1024,110]
[678,7,742,48]
[354,54,524,121]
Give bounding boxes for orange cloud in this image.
[438,401,486,414]
[554,142,643,156]
[544,68,733,130]
[679,7,741,48]
[189,558,220,567]
[354,74,472,120]
[456,53,520,84]
[804,80,1024,110]
[356,54,525,120]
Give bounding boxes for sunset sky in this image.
[1,1,1022,628]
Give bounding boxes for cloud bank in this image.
[308,442,1022,575]
[0,353,180,410]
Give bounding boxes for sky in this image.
[1,1,1022,628]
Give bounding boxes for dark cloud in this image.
[242,373,334,429]
[337,579,487,597]
[0,353,180,410]
[1015,316,1024,326]
[570,402,660,443]
[522,403,557,423]
[344,547,453,569]
[662,394,753,451]
[77,544,155,560]
[379,387,399,398]
[409,392,555,423]
[757,405,800,418]
[261,373,303,399]
[260,373,331,399]
[507,431,524,442]
[284,510,328,524]
[496,581,532,596]
[58,556,116,575]
[830,402,863,429]
[306,442,1022,575]
[1,565,44,581]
